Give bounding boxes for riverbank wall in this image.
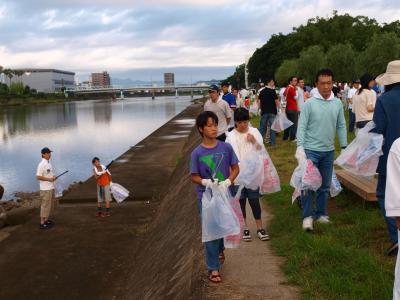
[0,101,206,299]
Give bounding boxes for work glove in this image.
[295,146,307,164]
[201,179,214,188]
[218,179,232,189]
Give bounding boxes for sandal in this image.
[208,271,222,283]
[219,253,225,265]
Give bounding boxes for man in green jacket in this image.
[296,69,347,231]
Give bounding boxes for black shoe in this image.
[257,229,270,241]
[387,242,398,256]
[40,223,51,229]
[45,220,54,226]
[242,230,251,241]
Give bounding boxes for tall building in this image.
[91,71,111,87]
[9,68,75,93]
[164,73,175,86]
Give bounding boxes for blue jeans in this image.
[197,198,225,271]
[301,150,334,219]
[259,113,276,145]
[377,174,398,243]
[349,109,356,133]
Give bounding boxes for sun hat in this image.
[376,60,400,86]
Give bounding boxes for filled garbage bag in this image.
[110,183,130,203]
[249,101,259,116]
[271,112,293,132]
[235,155,264,190]
[202,184,241,242]
[224,186,245,248]
[335,121,383,176]
[260,149,281,194]
[290,159,322,202]
[54,182,64,198]
[330,170,343,197]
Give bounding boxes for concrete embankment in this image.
[0,102,205,299]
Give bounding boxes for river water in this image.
[0,96,197,200]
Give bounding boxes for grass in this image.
[250,114,395,300]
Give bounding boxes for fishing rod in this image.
[55,170,69,180]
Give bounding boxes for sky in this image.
[0,0,399,82]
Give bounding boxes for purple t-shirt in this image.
[190,141,239,200]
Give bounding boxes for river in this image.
[0,96,198,200]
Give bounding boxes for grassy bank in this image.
[0,98,66,107]
[251,115,395,299]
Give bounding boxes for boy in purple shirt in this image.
[190,111,239,283]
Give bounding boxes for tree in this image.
[358,32,400,76]
[225,64,245,88]
[3,69,14,86]
[297,45,326,84]
[275,59,299,87]
[326,43,358,82]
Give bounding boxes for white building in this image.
[9,68,75,93]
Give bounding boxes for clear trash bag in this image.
[260,149,281,194]
[55,182,64,198]
[110,183,130,203]
[290,159,322,202]
[202,184,241,243]
[271,112,294,132]
[335,121,383,176]
[235,155,264,190]
[224,186,245,248]
[330,170,343,198]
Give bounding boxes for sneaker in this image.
[104,211,111,217]
[316,215,330,224]
[242,230,251,241]
[257,229,270,241]
[302,217,313,231]
[45,220,55,226]
[39,223,51,229]
[387,242,398,256]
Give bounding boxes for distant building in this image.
[164,73,175,86]
[9,68,75,93]
[91,71,111,87]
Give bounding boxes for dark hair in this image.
[196,111,218,136]
[92,157,100,164]
[234,108,250,122]
[315,69,334,83]
[358,74,374,95]
[221,81,229,87]
[265,77,275,84]
[298,77,303,81]
[232,86,239,92]
[288,76,297,84]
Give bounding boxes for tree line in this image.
[226,11,400,87]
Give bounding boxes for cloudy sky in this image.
[0,0,399,82]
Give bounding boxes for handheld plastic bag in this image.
[235,155,264,190]
[55,182,64,198]
[110,183,130,203]
[224,186,245,248]
[330,170,342,198]
[202,184,240,242]
[271,112,294,132]
[335,121,383,176]
[249,101,259,116]
[290,159,322,203]
[260,149,281,194]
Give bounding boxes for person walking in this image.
[204,84,232,141]
[347,80,360,133]
[221,82,236,130]
[283,76,298,141]
[372,60,400,256]
[258,78,280,145]
[297,78,306,112]
[352,74,377,129]
[296,69,347,231]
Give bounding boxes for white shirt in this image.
[385,138,400,217]
[36,158,55,191]
[297,87,305,111]
[93,164,111,176]
[204,98,232,136]
[347,87,358,109]
[310,87,318,98]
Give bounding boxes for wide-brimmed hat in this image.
[376,60,400,86]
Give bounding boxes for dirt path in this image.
[206,201,300,300]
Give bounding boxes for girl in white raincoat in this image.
[226,108,270,242]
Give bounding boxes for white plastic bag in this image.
[260,149,281,194]
[110,183,130,203]
[335,121,383,176]
[202,184,240,242]
[224,186,245,248]
[235,155,264,190]
[249,101,259,116]
[290,159,322,203]
[330,170,343,197]
[271,112,294,132]
[55,182,64,198]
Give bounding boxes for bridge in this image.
[64,85,210,99]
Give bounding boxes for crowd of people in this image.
[192,60,400,296]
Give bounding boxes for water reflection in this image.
[0,96,195,200]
